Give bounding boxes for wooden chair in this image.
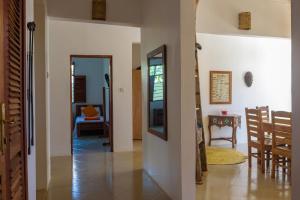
[256,106,271,167]
[271,111,292,178]
[256,106,270,122]
[245,108,272,173]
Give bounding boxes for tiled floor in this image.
[38,141,291,200]
[73,135,110,154]
[197,144,291,200]
[37,140,170,200]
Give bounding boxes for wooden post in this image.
[195,0,208,185]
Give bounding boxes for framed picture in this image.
[210,71,232,104]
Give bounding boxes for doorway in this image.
[69,55,113,154]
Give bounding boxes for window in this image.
[149,65,164,101]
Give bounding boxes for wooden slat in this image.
[10,174,21,195]
[9,0,20,17]
[8,7,20,27]
[9,68,21,78]
[246,109,258,114]
[10,139,21,160]
[247,115,259,121]
[9,80,21,90]
[273,111,292,118]
[8,49,20,63]
[9,42,21,59]
[8,109,20,116]
[248,120,259,127]
[9,92,21,98]
[9,98,20,104]
[9,61,21,72]
[275,130,291,138]
[273,118,292,125]
[8,30,20,47]
[8,74,20,83]
[10,167,21,183]
[248,126,259,133]
[10,161,21,180]
[249,132,259,138]
[9,55,21,67]
[12,187,22,200]
[10,156,21,173]
[9,86,21,93]
[275,137,291,146]
[8,34,20,50]
[8,115,21,121]
[274,125,292,133]
[8,22,20,41]
[8,18,20,32]
[9,127,21,135]
[8,103,20,110]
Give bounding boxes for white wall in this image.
[292,1,300,199]
[197,0,291,38]
[46,0,141,27]
[141,0,196,199]
[73,58,109,105]
[34,0,51,192]
[198,33,291,144]
[45,16,52,192]
[49,19,140,156]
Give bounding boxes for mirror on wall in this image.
[147,45,168,141]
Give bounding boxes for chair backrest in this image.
[271,111,292,148]
[245,108,263,143]
[256,106,269,122]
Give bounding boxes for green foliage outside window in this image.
[150,65,164,101]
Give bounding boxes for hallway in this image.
[37,141,170,200]
[37,141,291,200]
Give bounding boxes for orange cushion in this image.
[85,116,100,120]
[82,106,99,117]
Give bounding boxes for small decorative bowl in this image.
[221,111,228,115]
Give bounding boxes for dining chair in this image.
[256,106,270,122]
[271,111,292,179]
[256,106,272,168]
[245,108,272,173]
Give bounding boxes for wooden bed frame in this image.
[75,104,104,137]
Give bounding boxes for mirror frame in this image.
[147,45,168,141]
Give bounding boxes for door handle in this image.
[0,103,6,154]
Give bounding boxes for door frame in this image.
[69,55,114,153]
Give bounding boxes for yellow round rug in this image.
[206,147,247,165]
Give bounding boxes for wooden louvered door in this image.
[0,0,27,200]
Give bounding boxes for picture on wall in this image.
[210,71,232,104]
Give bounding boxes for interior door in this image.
[0,0,27,199]
[132,69,142,140]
